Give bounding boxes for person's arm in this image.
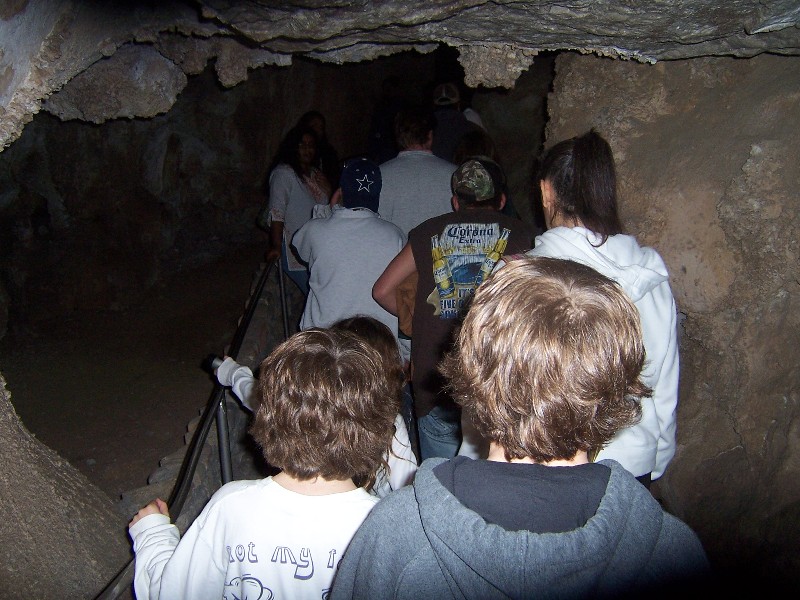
[651,296,680,479]
[266,221,283,262]
[387,414,418,490]
[215,357,257,412]
[292,219,313,264]
[129,499,177,600]
[373,243,416,316]
[129,494,229,599]
[265,167,291,262]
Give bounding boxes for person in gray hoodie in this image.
[331,256,709,600]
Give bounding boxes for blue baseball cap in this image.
[340,157,382,212]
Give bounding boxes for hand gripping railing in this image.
[96,256,290,599]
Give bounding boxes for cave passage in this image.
[0,45,554,497]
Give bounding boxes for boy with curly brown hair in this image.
[129,328,400,600]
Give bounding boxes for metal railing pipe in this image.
[95,257,278,600]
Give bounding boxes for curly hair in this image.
[331,316,405,394]
[440,256,650,463]
[250,328,400,488]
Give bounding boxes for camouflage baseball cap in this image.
[451,156,505,203]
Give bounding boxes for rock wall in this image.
[546,52,800,585]
[0,373,130,598]
[3,1,799,155]
[472,53,555,226]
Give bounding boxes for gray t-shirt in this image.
[379,150,456,235]
[292,206,406,335]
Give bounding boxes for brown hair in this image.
[440,256,650,463]
[394,106,435,149]
[331,316,405,392]
[250,328,400,487]
[331,316,406,472]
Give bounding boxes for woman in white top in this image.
[266,125,331,294]
[462,130,679,485]
[529,129,679,484]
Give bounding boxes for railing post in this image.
[277,255,290,341]
[216,395,233,485]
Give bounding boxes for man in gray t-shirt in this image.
[293,158,405,341]
[379,107,456,236]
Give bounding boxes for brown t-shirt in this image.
[408,209,537,416]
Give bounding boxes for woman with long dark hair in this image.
[298,110,341,189]
[525,129,679,485]
[265,125,331,294]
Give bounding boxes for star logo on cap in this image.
[356,175,373,192]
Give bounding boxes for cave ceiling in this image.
[2,0,799,149]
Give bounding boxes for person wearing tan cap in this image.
[431,82,482,162]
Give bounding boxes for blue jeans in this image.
[418,405,461,461]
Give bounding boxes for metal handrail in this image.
[95,256,286,600]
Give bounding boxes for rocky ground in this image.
[0,241,266,501]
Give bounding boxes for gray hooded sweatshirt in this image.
[331,458,708,600]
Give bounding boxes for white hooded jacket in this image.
[528,226,679,479]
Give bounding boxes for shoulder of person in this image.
[208,479,263,505]
[188,479,266,530]
[363,484,418,524]
[273,163,293,175]
[424,153,457,169]
[408,213,447,239]
[293,215,318,235]
[375,215,405,233]
[270,163,299,183]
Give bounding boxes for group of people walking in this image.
[126,81,708,599]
